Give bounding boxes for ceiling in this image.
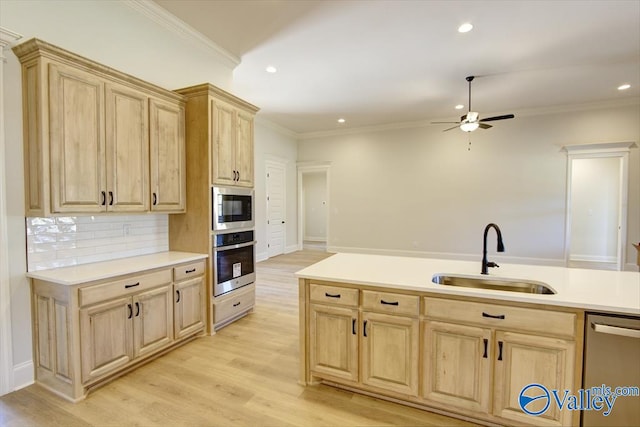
[152,0,640,135]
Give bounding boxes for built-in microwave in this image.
[212,186,254,231]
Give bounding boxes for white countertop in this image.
[26,251,208,286]
[296,253,640,315]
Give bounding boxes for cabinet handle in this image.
[380,300,399,306]
[185,268,196,274]
[483,338,488,358]
[497,341,503,361]
[233,302,241,307]
[153,193,157,205]
[101,191,106,206]
[352,318,356,335]
[325,292,341,299]
[125,282,140,289]
[127,303,132,319]
[237,171,240,181]
[176,290,181,303]
[482,312,505,320]
[135,302,140,317]
[363,320,368,337]
[109,191,114,206]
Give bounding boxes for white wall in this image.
[254,119,299,261]
[0,0,236,391]
[303,172,327,241]
[298,104,640,269]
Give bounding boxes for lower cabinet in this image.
[301,281,582,427]
[30,257,206,401]
[212,283,255,331]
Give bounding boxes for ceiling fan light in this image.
[460,122,479,132]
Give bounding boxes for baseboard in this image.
[256,251,269,263]
[326,245,566,267]
[303,236,326,243]
[13,359,34,391]
[285,244,299,254]
[569,254,618,263]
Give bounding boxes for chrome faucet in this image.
[481,223,505,275]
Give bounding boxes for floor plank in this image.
[0,250,476,426]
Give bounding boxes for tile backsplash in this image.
[27,215,169,271]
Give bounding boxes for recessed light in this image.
[618,84,631,91]
[458,23,473,33]
[337,118,346,124]
[455,104,464,110]
[265,66,277,73]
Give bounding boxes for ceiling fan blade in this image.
[479,123,493,130]
[480,114,515,122]
[442,125,460,132]
[431,121,460,124]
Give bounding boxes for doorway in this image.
[297,163,330,252]
[564,142,634,270]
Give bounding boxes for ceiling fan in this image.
[433,76,515,132]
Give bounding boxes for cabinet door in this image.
[493,331,575,427]
[80,296,132,383]
[309,304,358,382]
[150,98,186,212]
[361,311,419,396]
[105,83,149,212]
[211,100,236,186]
[234,110,254,187]
[48,63,105,213]
[132,285,174,358]
[423,320,491,413]
[174,276,205,339]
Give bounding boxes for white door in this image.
[266,161,286,258]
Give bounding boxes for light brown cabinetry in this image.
[170,84,259,333]
[30,257,206,402]
[423,297,578,427]
[300,280,583,427]
[13,38,185,216]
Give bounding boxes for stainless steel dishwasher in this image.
[582,313,640,427]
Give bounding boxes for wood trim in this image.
[175,83,259,113]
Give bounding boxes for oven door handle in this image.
[213,241,256,251]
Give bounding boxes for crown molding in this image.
[298,97,640,140]
[255,116,300,139]
[122,0,240,69]
[0,27,22,54]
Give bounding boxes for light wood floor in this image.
[0,251,474,427]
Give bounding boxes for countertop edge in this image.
[26,251,209,286]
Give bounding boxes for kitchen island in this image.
[296,253,639,427]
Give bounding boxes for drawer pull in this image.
[483,338,488,358]
[233,302,241,307]
[325,292,341,298]
[380,299,399,306]
[482,312,505,320]
[363,320,368,337]
[185,268,196,274]
[497,341,504,361]
[125,282,140,289]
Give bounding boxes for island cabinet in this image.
[299,279,584,427]
[30,257,206,402]
[12,38,186,216]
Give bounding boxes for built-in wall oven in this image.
[212,186,254,231]
[212,230,255,297]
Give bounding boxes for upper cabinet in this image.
[13,38,186,216]
[176,84,259,188]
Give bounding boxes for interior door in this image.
[267,160,286,257]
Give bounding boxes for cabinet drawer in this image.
[362,290,419,317]
[213,284,255,324]
[310,284,359,307]
[79,269,172,307]
[424,297,576,338]
[173,260,205,281]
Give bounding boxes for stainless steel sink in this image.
[432,274,556,295]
